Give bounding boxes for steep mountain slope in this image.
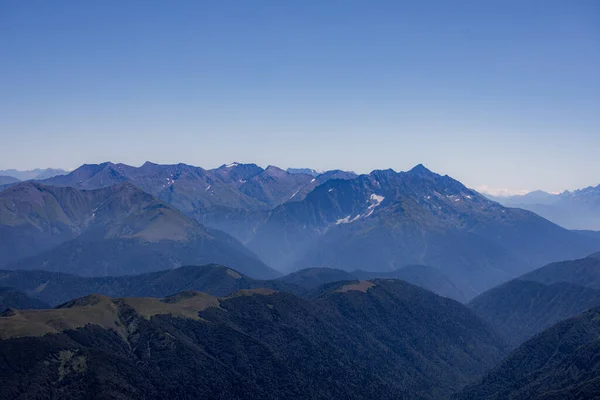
[470,280,600,348]
[249,165,599,296]
[456,307,600,400]
[0,287,50,309]
[0,265,297,306]
[0,182,277,278]
[489,185,600,230]
[0,280,507,399]
[469,254,600,347]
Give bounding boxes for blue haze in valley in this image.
[0,0,598,194]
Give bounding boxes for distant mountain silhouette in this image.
[488,185,600,230]
[0,175,19,186]
[0,168,67,181]
[287,167,323,176]
[0,287,50,310]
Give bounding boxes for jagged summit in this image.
[408,163,434,175]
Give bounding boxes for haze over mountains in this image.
[0,181,276,278]
[488,185,600,230]
[248,164,598,296]
[1,161,600,399]
[0,168,67,181]
[0,263,467,307]
[0,265,298,307]
[1,161,598,299]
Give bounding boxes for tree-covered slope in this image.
[0,280,506,399]
[456,307,600,400]
[469,254,600,347]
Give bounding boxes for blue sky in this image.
[1,0,598,194]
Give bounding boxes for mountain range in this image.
[0,168,67,181]
[247,164,600,296]
[488,185,600,230]
[0,182,277,278]
[1,161,598,298]
[0,279,507,399]
[32,162,358,242]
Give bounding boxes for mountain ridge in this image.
[248,165,599,296]
[0,182,277,278]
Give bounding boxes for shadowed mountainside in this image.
[0,280,507,399]
[456,307,600,400]
[469,253,600,348]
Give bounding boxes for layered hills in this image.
[0,264,296,306]
[2,161,598,298]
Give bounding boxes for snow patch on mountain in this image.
[364,194,385,218]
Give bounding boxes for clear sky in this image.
[1,0,599,194]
